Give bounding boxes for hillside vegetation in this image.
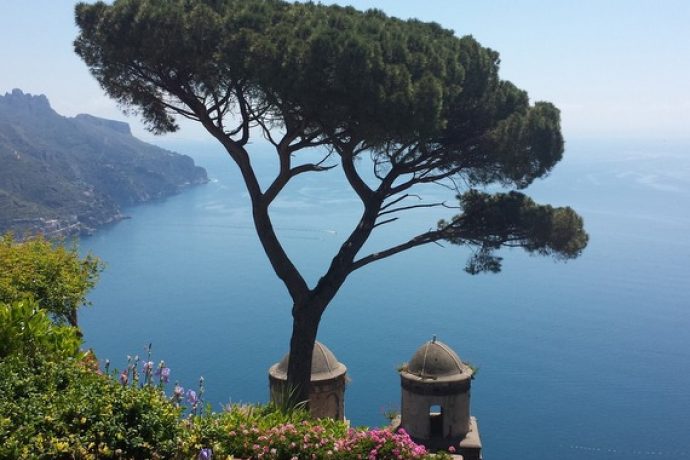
[0,89,207,237]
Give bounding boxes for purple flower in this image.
[156,366,171,384]
[141,360,154,385]
[119,370,128,386]
[198,448,213,460]
[186,389,198,405]
[170,383,184,406]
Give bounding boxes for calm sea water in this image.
[79,138,690,460]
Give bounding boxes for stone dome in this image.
[405,337,469,380]
[269,341,346,382]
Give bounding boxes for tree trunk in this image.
[286,302,323,408]
[68,308,78,328]
[282,198,381,409]
[68,308,83,338]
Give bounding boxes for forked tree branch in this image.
[264,162,336,204]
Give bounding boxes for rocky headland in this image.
[0,89,208,237]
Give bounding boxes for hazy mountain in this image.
[0,89,207,237]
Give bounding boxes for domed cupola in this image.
[406,337,467,380]
[268,341,347,420]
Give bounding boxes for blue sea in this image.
[79,138,690,460]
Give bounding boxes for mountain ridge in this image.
[0,89,208,237]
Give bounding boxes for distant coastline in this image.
[0,89,208,238]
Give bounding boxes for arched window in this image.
[429,404,443,437]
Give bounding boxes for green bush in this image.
[0,299,82,360]
[0,356,183,459]
[0,233,102,327]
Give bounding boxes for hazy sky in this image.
[1,0,688,142]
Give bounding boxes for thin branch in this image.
[351,228,448,271]
[225,122,245,137]
[353,143,369,155]
[233,84,250,145]
[157,99,199,119]
[378,201,445,217]
[254,115,280,148]
[386,163,466,196]
[293,163,337,175]
[288,130,329,152]
[129,67,198,120]
[209,91,225,132]
[373,154,387,181]
[380,193,422,211]
[373,217,398,228]
[207,89,232,116]
[432,177,462,192]
[341,149,374,202]
[311,150,335,168]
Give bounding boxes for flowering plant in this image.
[184,404,450,460]
[334,427,430,460]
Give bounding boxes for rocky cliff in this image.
[0,89,208,237]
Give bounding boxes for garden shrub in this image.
[0,299,82,360]
[0,233,102,327]
[0,356,183,459]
